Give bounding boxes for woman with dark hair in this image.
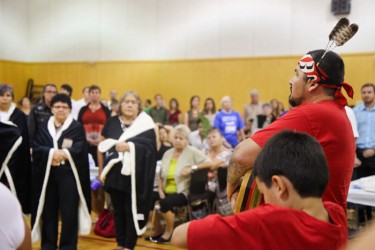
[168,98,181,126]
[31,93,91,249]
[0,84,32,214]
[184,95,200,131]
[18,96,31,119]
[78,85,110,165]
[98,91,157,250]
[202,97,216,126]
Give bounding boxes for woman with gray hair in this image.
[151,124,223,243]
[98,91,158,250]
[0,84,32,214]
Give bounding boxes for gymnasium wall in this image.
[2,53,374,111]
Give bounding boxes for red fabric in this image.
[81,108,107,140]
[94,209,115,238]
[188,202,347,250]
[168,110,181,125]
[251,100,355,212]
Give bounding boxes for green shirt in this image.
[149,106,168,124]
[165,158,178,194]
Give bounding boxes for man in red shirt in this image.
[171,131,348,249]
[227,50,355,212]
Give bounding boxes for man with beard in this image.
[227,50,355,213]
[353,83,375,223]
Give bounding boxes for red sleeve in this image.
[187,213,261,250]
[251,108,313,148]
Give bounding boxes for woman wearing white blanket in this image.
[98,91,157,250]
[31,94,91,250]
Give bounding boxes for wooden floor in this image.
[29,214,183,250]
[31,227,184,250]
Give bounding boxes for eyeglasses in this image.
[52,105,70,110]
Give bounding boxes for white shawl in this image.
[31,115,91,243]
[0,104,21,198]
[98,112,155,235]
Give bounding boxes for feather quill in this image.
[319,18,359,64]
[329,18,359,47]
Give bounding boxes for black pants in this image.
[159,193,187,213]
[355,149,375,222]
[41,167,79,250]
[109,188,137,249]
[88,145,98,166]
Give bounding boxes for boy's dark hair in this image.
[51,94,72,109]
[61,84,73,96]
[253,130,329,198]
[89,85,101,93]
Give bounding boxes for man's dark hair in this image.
[253,130,329,198]
[51,94,72,109]
[89,85,101,93]
[309,50,345,87]
[61,83,73,97]
[361,83,375,92]
[43,83,57,93]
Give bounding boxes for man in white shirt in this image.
[71,86,90,120]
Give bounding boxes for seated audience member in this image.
[150,94,168,125]
[184,95,201,131]
[188,119,208,150]
[168,98,181,126]
[0,183,31,250]
[244,118,254,137]
[252,102,276,133]
[171,130,348,250]
[203,128,233,215]
[157,125,173,161]
[150,125,223,243]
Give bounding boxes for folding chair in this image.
[187,168,211,220]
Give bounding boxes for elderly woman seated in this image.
[151,124,223,243]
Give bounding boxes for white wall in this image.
[0,0,29,61]
[2,0,375,62]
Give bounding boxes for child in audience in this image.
[171,130,348,250]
